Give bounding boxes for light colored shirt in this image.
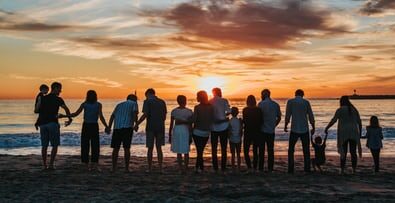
[209,96,231,132]
[229,117,241,143]
[258,98,281,134]
[285,96,315,134]
[112,100,138,129]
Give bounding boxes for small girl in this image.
[229,107,242,172]
[311,134,328,173]
[365,116,383,173]
[169,95,193,174]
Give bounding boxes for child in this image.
[34,84,49,130]
[229,107,242,172]
[311,134,328,173]
[365,116,383,173]
[169,95,193,174]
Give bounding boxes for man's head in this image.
[212,87,222,97]
[295,89,304,97]
[127,94,137,101]
[261,89,271,99]
[145,88,156,98]
[51,82,62,95]
[39,84,49,94]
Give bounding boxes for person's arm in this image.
[275,104,281,127]
[323,133,328,145]
[325,109,339,134]
[307,101,315,135]
[135,113,147,131]
[380,128,383,140]
[169,116,174,143]
[34,96,42,113]
[284,100,291,132]
[107,113,114,134]
[61,103,83,118]
[239,118,243,138]
[355,109,362,138]
[98,103,108,131]
[60,104,73,126]
[310,133,314,145]
[225,99,231,116]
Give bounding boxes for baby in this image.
[311,134,328,173]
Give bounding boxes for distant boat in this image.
[349,89,395,100]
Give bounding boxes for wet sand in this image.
[0,154,394,202]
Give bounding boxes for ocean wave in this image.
[0,128,394,148]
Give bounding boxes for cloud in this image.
[344,55,363,61]
[142,0,351,49]
[360,0,395,16]
[221,54,289,66]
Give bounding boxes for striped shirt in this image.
[112,100,138,129]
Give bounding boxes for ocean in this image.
[0,99,394,157]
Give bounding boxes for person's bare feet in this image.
[47,164,56,170]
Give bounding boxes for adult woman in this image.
[62,90,108,171]
[325,96,362,174]
[192,91,214,173]
[242,95,263,172]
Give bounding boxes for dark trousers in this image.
[243,136,254,169]
[262,132,275,171]
[81,123,100,163]
[193,135,209,170]
[370,149,381,172]
[341,139,357,170]
[288,131,310,173]
[211,130,228,171]
[253,136,264,171]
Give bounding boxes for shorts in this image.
[146,130,165,148]
[40,122,61,147]
[111,128,133,149]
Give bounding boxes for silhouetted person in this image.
[364,116,383,173]
[34,84,49,130]
[209,87,231,172]
[258,89,281,172]
[229,107,242,172]
[325,96,362,175]
[285,89,315,173]
[192,91,214,173]
[108,94,139,172]
[168,95,193,174]
[242,95,262,172]
[311,134,328,173]
[60,90,108,171]
[135,88,167,173]
[37,82,72,170]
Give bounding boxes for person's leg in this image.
[253,142,258,171]
[288,132,298,173]
[40,124,49,169]
[49,146,58,169]
[267,133,275,172]
[201,136,209,170]
[155,132,164,173]
[48,123,60,169]
[184,153,189,172]
[193,135,201,170]
[146,131,154,172]
[91,124,100,167]
[243,137,252,169]
[124,147,131,172]
[301,132,311,172]
[349,140,357,173]
[259,134,265,172]
[340,140,349,174]
[211,131,219,171]
[311,158,317,172]
[112,147,120,171]
[81,124,90,165]
[230,142,236,171]
[41,147,48,169]
[177,154,183,172]
[375,149,381,172]
[236,143,241,171]
[219,130,228,171]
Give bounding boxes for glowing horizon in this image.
[1,0,394,100]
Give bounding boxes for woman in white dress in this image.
[169,95,193,173]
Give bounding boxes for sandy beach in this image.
[0,154,394,202]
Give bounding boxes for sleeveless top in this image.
[83,102,99,123]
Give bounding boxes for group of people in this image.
[34,82,384,174]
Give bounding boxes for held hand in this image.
[359,150,363,158]
[65,119,72,127]
[324,128,329,135]
[105,127,111,134]
[34,124,39,131]
[133,125,139,132]
[311,128,315,136]
[284,126,288,132]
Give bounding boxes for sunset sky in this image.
[0,0,394,99]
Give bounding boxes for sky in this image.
[0,0,394,99]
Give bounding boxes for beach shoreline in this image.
[1,154,394,202]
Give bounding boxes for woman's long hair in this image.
[86,90,98,104]
[246,95,257,107]
[368,116,380,128]
[197,90,209,105]
[339,96,355,114]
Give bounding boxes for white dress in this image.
[171,107,193,154]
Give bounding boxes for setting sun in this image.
[197,76,227,95]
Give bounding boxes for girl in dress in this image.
[365,116,383,173]
[169,95,193,173]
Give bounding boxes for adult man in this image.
[37,82,72,170]
[285,89,315,173]
[209,87,231,172]
[258,89,281,172]
[108,94,138,172]
[135,88,167,173]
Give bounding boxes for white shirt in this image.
[229,117,241,143]
[285,96,315,134]
[209,96,231,132]
[112,100,138,129]
[258,98,281,134]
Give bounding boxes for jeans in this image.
[253,136,264,171]
[211,130,228,171]
[341,139,357,170]
[262,132,275,171]
[370,149,381,172]
[288,131,311,173]
[243,136,254,169]
[81,123,100,163]
[193,135,209,170]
